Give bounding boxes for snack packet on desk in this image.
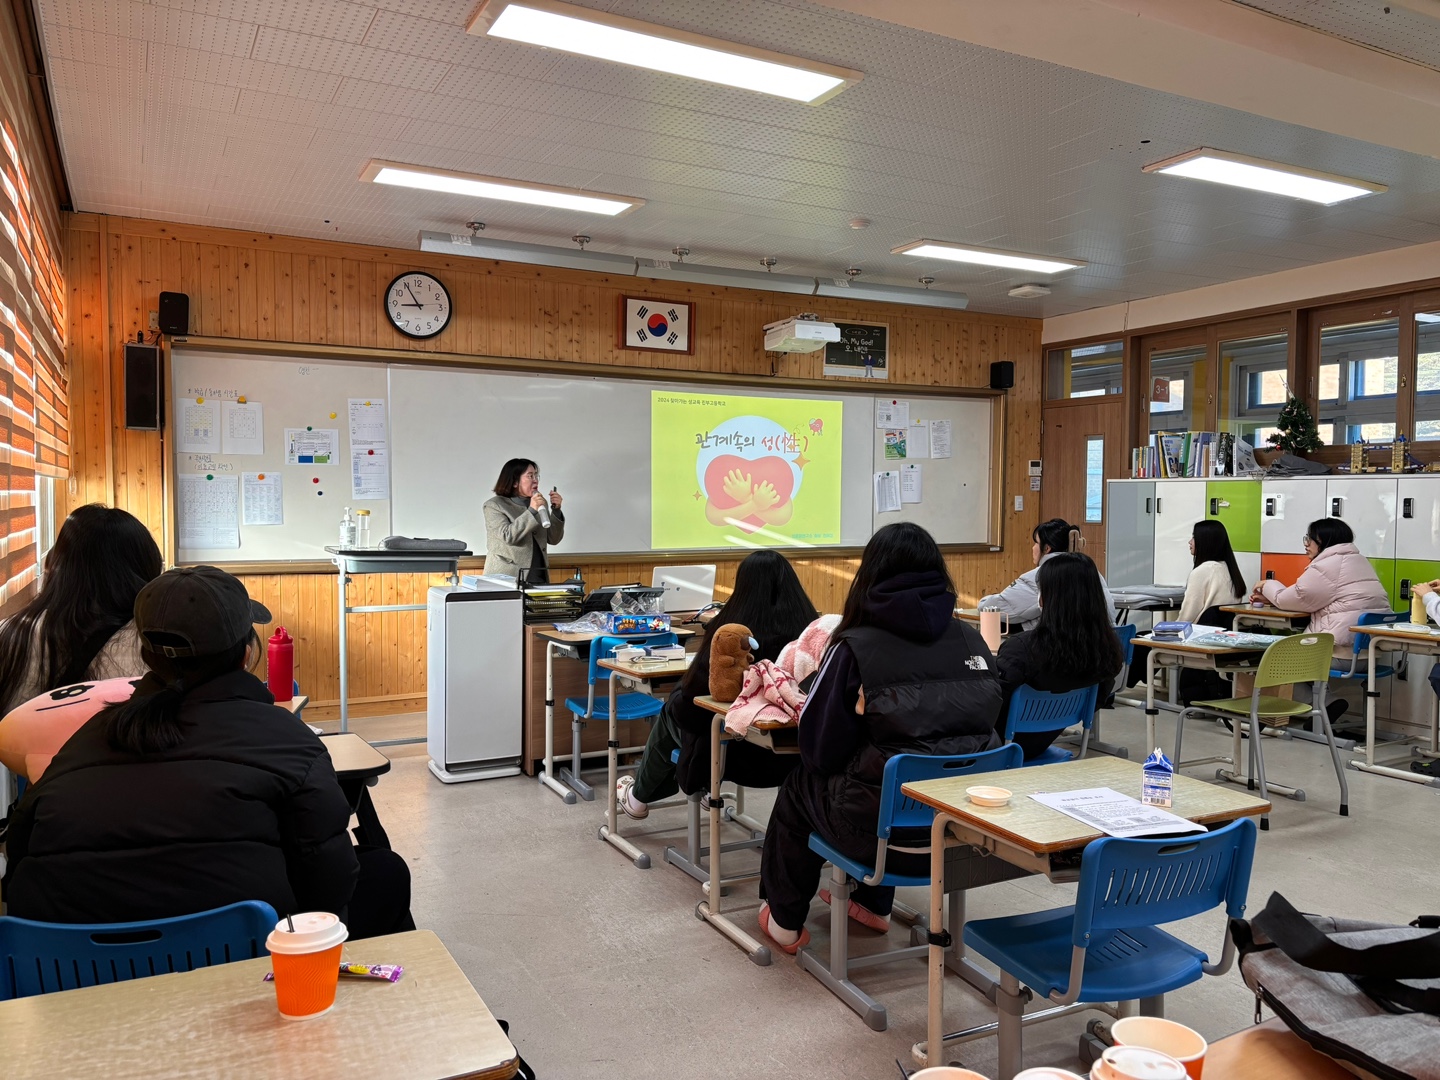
[263,962,403,983]
[1141,746,1174,808]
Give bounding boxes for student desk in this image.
[0,929,518,1080]
[595,655,692,868]
[1205,1019,1353,1079]
[1221,604,1309,630]
[1349,622,1440,786]
[902,757,1270,1075]
[1109,585,1185,624]
[690,695,799,965]
[277,695,310,718]
[320,732,392,849]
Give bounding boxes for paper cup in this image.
[266,912,348,1020]
[1016,1070,1087,1080]
[1090,1045,1187,1080]
[911,1069,991,1080]
[1110,1017,1207,1079]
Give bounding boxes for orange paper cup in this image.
[266,912,348,1021]
[1111,1016,1207,1079]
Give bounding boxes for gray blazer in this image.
[482,495,565,578]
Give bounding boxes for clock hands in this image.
[403,283,424,309]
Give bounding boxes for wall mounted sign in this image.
[823,322,888,379]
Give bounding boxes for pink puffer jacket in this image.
[1258,543,1391,647]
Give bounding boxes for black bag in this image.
[1233,892,1440,1080]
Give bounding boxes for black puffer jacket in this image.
[3,669,359,924]
[799,570,1002,841]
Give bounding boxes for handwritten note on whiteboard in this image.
[179,473,239,549]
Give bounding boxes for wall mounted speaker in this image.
[990,360,1014,390]
[158,291,189,336]
[124,343,162,430]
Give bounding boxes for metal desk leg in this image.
[923,811,948,1069]
[556,648,595,801]
[1350,639,1438,786]
[539,641,577,803]
[1144,650,1159,754]
[337,561,350,734]
[696,711,771,965]
[600,671,651,867]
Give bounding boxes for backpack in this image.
[1232,892,1440,1080]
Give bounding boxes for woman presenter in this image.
[482,458,564,581]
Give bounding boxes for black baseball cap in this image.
[134,566,272,658]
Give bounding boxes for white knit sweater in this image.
[1178,560,1246,624]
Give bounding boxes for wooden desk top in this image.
[902,757,1270,855]
[276,695,310,715]
[1222,605,1309,619]
[597,657,692,680]
[0,929,517,1080]
[319,732,391,780]
[1205,1019,1352,1079]
[1349,623,1440,643]
[1135,635,1269,655]
[693,694,793,732]
[537,627,694,645]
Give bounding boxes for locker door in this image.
[1260,479,1327,554]
[1205,478,1261,553]
[1153,481,1206,585]
[1106,481,1155,587]
[1396,477,1440,562]
[1369,559,1398,612]
[1235,551,1262,594]
[1326,477,1396,559]
[1396,559,1440,608]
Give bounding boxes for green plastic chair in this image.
[1174,633,1346,831]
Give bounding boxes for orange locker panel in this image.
[1260,553,1310,588]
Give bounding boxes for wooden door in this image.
[1041,398,1128,575]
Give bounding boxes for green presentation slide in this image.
[651,390,844,549]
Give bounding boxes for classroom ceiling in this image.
[1233,1,1440,72]
[31,0,1440,319]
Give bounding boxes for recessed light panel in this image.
[1142,148,1386,205]
[361,160,643,217]
[892,240,1084,275]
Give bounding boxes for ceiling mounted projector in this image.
[764,316,840,353]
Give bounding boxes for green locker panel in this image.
[1369,558,1397,611]
[1206,479,1261,553]
[1396,560,1440,609]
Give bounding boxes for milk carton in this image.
[1141,746,1174,808]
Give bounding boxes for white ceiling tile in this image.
[149,0,378,45]
[251,25,452,93]
[147,42,345,102]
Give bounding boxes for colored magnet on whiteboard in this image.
[206,474,214,480]
[237,396,247,404]
[196,396,203,403]
[317,490,324,496]
[367,449,374,456]
[312,477,319,483]
[307,426,312,431]
[257,473,265,481]
[329,412,336,419]
[365,401,371,407]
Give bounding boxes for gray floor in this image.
[369,703,1440,1079]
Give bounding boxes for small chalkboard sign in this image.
[823,321,888,379]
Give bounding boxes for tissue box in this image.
[602,613,671,635]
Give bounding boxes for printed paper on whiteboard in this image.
[179,473,239,549]
[907,421,930,459]
[929,420,952,459]
[180,402,219,454]
[348,398,387,448]
[875,399,909,429]
[286,428,338,465]
[874,470,901,514]
[221,401,264,455]
[352,446,390,500]
[901,463,922,503]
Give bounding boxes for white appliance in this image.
[763,316,839,353]
[427,579,523,783]
[650,564,717,613]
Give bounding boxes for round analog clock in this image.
[384,271,452,339]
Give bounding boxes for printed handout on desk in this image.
[285,427,338,464]
[1029,787,1205,839]
[874,470,901,514]
[1186,630,1287,649]
[352,445,390,500]
[241,472,283,526]
[906,421,929,459]
[875,399,909,429]
[901,463,922,503]
[348,398,388,448]
[221,401,264,455]
[929,419,952,459]
[179,401,219,454]
[178,473,240,549]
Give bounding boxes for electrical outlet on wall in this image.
[1013,495,1024,512]
[148,311,159,330]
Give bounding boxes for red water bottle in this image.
[267,627,294,702]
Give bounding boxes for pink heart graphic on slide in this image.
[703,454,795,530]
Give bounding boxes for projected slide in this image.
[652,391,843,549]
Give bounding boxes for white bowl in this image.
[965,785,1012,807]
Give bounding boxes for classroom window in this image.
[1316,319,1399,444]
[1084,436,1104,524]
[1415,312,1440,440]
[1149,345,1204,433]
[1219,331,1288,448]
[1046,340,1123,400]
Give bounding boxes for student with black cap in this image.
[2,565,414,939]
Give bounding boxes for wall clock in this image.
[385,271,452,339]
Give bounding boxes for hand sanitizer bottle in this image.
[339,507,356,547]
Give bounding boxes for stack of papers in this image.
[1030,788,1206,838]
[1187,630,1286,649]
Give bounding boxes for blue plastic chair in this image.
[1114,624,1138,688]
[1330,610,1403,685]
[564,632,678,723]
[0,900,278,1000]
[1002,684,1100,766]
[961,817,1257,1076]
[799,744,1024,1031]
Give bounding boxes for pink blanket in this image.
[724,614,840,736]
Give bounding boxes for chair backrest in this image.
[1114,624,1138,666]
[1003,684,1100,742]
[1254,632,1334,690]
[0,900,278,1000]
[876,744,1024,840]
[587,632,680,686]
[1352,610,1406,657]
[1072,817,1257,947]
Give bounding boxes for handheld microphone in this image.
[536,499,551,530]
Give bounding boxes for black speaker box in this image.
[990,360,1014,390]
[124,343,162,430]
[158,290,189,336]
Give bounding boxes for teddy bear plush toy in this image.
[708,622,756,703]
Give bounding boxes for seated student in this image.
[979,517,1117,631]
[994,552,1124,760]
[2,566,414,940]
[756,522,1002,953]
[617,549,817,818]
[0,503,161,717]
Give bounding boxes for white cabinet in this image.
[1235,551,1261,592]
[1260,479,1327,554]
[1153,480,1206,585]
[1325,477,1396,559]
[1396,477,1440,561]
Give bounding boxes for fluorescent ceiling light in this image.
[361,160,643,217]
[469,0,861,104]
[892,240,1084,275]
[1141,147,1385,205]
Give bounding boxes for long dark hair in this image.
[102,630,257,755]
[1031,552,1123,683]
[1033,518,1078,555]
[680,550,817,696]
[0,504,162,706]
[834,522,953,639]
[1307,517,1353,552]
[1192,519,1246,598]
[492,458,537,497]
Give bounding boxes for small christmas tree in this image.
[1267,395,1323,456]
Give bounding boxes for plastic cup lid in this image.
[1016,1069,1087,1079]
[1096,1046,1187,1080]
[266,912,348,955]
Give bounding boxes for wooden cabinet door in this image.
[1041,398,1127,575]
